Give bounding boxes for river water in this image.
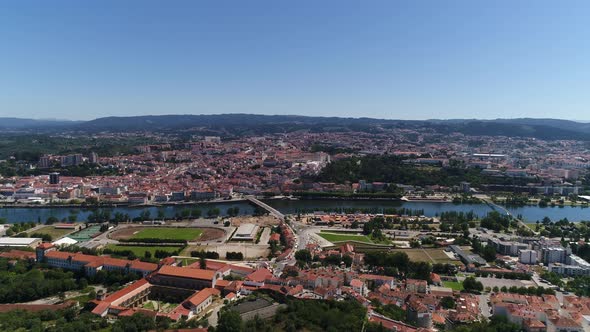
[0,199,589,223]
[266,200,590,222]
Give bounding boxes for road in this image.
[207,300,225,327]
[478,294,492,318]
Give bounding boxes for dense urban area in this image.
[1,116,590,332]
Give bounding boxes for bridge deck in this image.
[246,197,285,220]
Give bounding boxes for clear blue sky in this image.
[2,1,590,121]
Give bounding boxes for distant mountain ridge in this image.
[2,114,590,141]
[0,118,81,129]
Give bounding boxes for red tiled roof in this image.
[187,260,227,271]
[246,268,273,283]
[91,301,111,316]
[186,288,220,307]
[157,265,215,281]
[130,260,158,272]
[350,279,364,288]
[118,308,157,318]
[214,279,230,289]
[159,257,176,266]
[104,279,150,302]
[228,264,255,274]
[550,317,581,328]
[37,243,54,250]
[0,250,35,260]
[359,274,394,281]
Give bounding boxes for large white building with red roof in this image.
[37,243,158,277]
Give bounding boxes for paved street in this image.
[478,294,492,318]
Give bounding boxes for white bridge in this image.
[246,196,285,221]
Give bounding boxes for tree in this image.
[216,310,242,332]
[207,208,220,218]
[294,249,312,263]
[191,208,202,218]
[482,245,497,262]
[440,296,455,309]
[463,276,483,293]
[200,256,207,269]
[140,209,151,221]
[46,216,59,225]
[227,207,240,217]
[112,312,156,332]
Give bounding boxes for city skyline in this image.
[3,1,590,120]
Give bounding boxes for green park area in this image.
[130,227,202,241]
[106,244,183,257]
[442,280,464,291]
[318,231,374,244]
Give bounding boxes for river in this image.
[0,201,255,224]
[263,199,590,223]
[0,199,589,224]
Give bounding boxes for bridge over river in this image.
[476,195,537,234]
[246,196,285,221]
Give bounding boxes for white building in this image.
[519,249,538,265]
[548,263,590,277]
[0,237,42,248]
[542,247,568,264]
[567,254,590,269]
[232,223,259,241]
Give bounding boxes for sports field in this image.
[106,244,183,257]
[318,232,374,243]
[129,227,203,241]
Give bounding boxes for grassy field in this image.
[318,232,374,244]
[106,244,183,257]
[130,227,203,241]
[525,222,543,232]
[390,248,458,264]
[28,225,78,239]
[442,281,464,291]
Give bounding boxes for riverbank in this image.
[0,197,249,209]
[2,198,590,223]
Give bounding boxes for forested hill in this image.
[2,114,590,141]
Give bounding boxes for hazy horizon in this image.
[6,113,590,123]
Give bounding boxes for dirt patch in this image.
[199,228,225,241]
[109,227,143,240]
[230,215,278,227]
[182,243,269,260]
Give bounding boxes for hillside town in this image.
[1,130,590,205]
